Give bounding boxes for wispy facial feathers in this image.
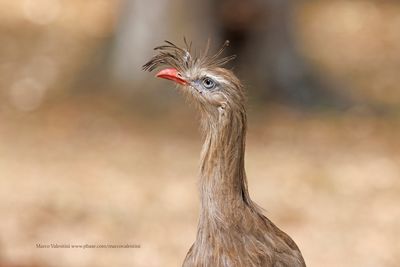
[142,39,236,73]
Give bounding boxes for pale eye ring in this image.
[202,77,216,90]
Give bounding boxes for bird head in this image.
[143,40,245,119]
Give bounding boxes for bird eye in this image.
[202,77,216,90]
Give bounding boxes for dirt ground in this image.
[0,93,399,267]
[1,1,400,265]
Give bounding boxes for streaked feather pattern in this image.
[143,40,306,267]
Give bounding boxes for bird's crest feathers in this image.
[142,38,236,73]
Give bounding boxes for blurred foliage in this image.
[0,0,399,112]
[298,1,400,109]
[0,0,119,112]
[0,1,399,267]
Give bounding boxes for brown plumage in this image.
[143,40,306,267]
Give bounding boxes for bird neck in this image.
[199,109,252,222]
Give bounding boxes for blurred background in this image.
[0,0,399,266]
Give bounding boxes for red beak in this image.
[155,68,188,85]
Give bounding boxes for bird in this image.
[143,39,306,267]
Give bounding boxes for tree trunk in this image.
[211,0,351,108]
